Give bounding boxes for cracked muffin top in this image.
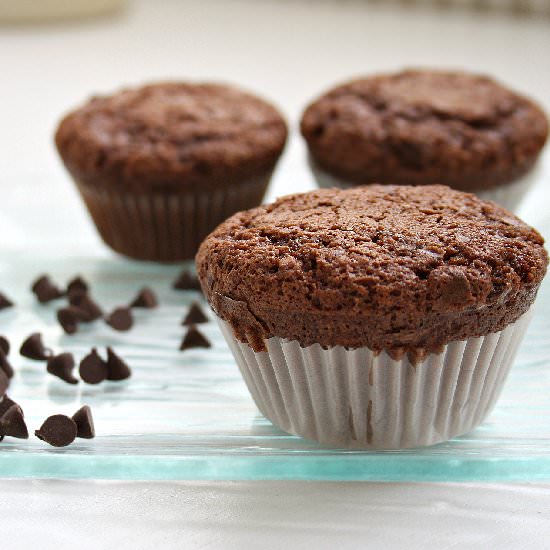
[197,185,548,359]
[301,70,548,191]
[56,82,288,190]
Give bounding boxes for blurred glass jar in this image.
[0,0,126,21]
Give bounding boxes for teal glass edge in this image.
[1,454,550,482]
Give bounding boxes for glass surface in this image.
[1,213,550,482]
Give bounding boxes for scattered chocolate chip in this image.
[0,351,14,379]
[0,396,22,419]
[173,270,202,291]
[180,325,212,351]
[20,332,52,361]
[57,307,81,334]
[66,276,89,297]
[79,349,107,385]
[0,370,9,397]
[105,307,133,332]
[0,292,14,311]
[0,405,29,441]
[182,301,209,325]
[129,287,158,309]
[31,275,65,303]
[0,336,10,356]
[68,293,103,322]
[72,406,95,439]
[106,347,132,381]
[35,414,77,447]
[47,353,78,385]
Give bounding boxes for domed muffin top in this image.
[301,70,548,191]
[197,184,548,358]
[56,82,288,189]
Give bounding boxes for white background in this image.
[1,0,550,548]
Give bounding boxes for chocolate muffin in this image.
[197,185,548,448]
[301,70,548,210]
[55,82,288,261]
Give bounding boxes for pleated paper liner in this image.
[76,174,270,262]
[218,308,533,449]
[308,156,540,213]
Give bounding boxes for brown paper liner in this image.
[75,175,270,262]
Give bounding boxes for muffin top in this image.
[301,70,548,191]
[55,82,288,190]
[197,185,547,359]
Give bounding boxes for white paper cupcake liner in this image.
[308,156,540,212]
[218,308,533,449]
[76,174,270,262]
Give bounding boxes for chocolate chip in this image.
[173,270,202,291]
[0,351,14,379]
[180,325,211,351]
[79,349,107,385]
[20,332,52,361]
[57,307,81,334]
[72,406,95,439]
[182,301,209,325]
[129,287,158,309]
[66,276,89,297]
[0,336,10,356]
[0,292,14,311]
[68,293,103,322]
[105,307,133,332]
[0,405,28,441]
[0,370,8,397]
[31,275,65,303]
[47,353,78,385]
[0,396,21,419]
[35,414,77,447]
[106,347,131,381]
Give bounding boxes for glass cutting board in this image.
[1,197,550,482]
